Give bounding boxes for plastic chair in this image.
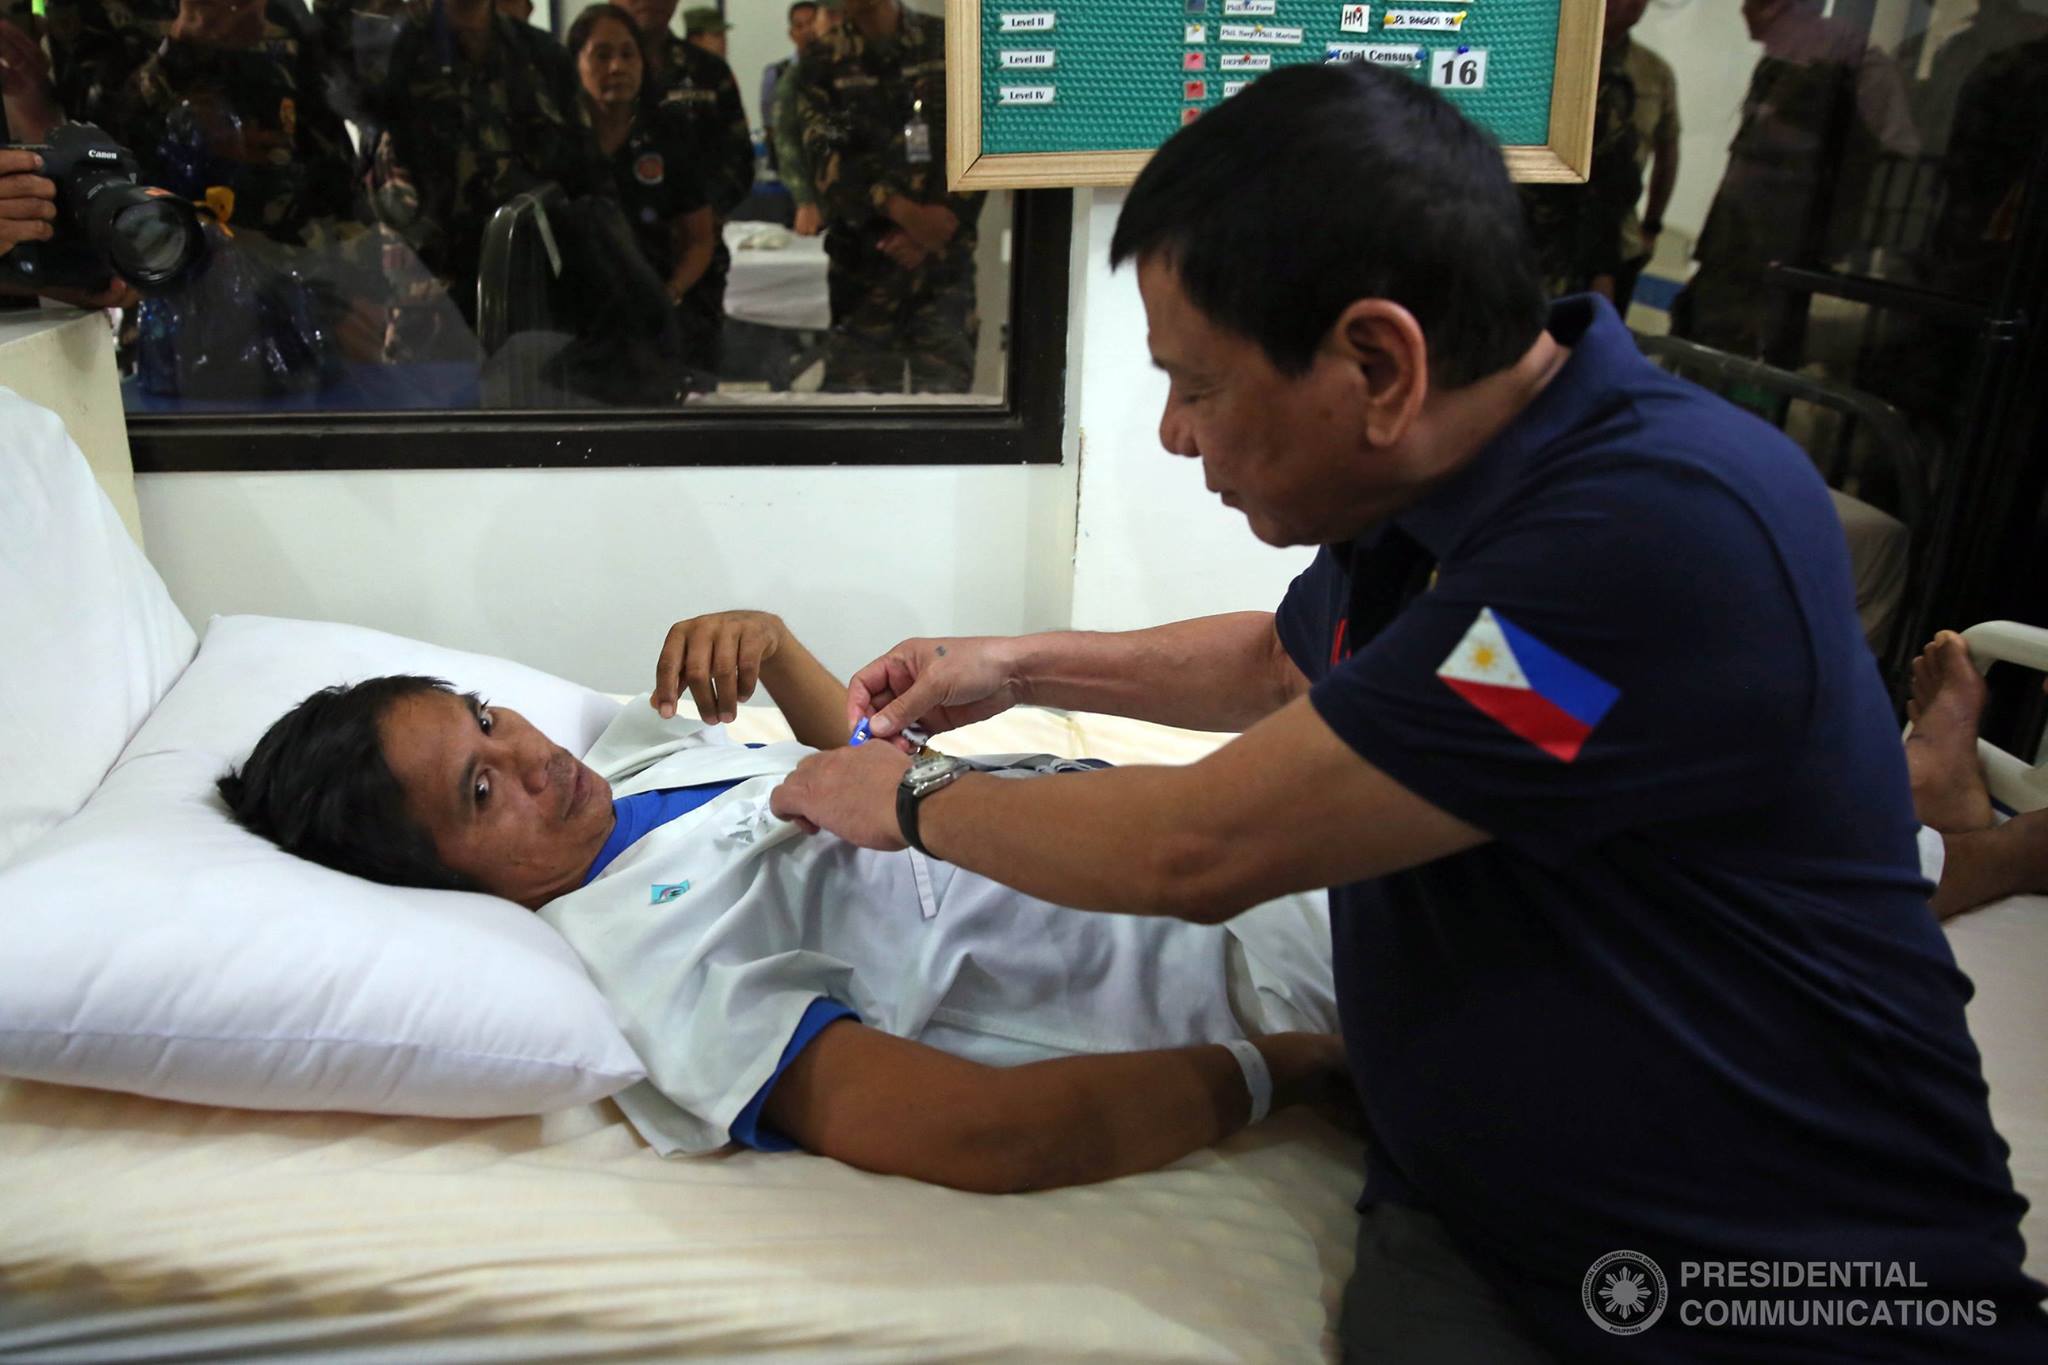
[477,184,571,356]
[1633,332,1930,534]
[1633,330,1933,670]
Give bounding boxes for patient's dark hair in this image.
[217,675,483,893]
[1109,62,1548,388]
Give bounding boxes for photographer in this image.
[0,145,52,256]
[0,145,138,309]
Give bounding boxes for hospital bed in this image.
[0,384,1359,1361]
[0,385,2041,1362]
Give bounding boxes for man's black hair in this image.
[1109,62,1549,388]
[217,675,483,893]
[787,0,817,18]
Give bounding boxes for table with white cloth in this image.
[722,221,832,331]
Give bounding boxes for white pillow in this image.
[0,615,647,1117]
[0,387,196,867]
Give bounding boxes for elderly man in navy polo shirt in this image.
[770,64,2048,1361]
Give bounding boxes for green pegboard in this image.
[979,1,1561,155]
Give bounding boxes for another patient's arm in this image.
[654,610,851,749]
[762,1021,1347,1193]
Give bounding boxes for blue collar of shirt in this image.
[579,783,733,886]
[583,794,660,887]
[1386,294,1629,563]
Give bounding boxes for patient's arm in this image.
[762,1021,1348,1193]
[653,611,850,749]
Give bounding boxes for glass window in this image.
[1529,0,2048,675]
[0,0,1045,457]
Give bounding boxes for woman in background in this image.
[567,3,718,382]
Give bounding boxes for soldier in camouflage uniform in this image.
[108,0,359,246]
[43,0,325,130]
[1520,49,1639,300]
[365,0,606,336]
[773,0,836,240]
[307,0,423,132]
[620,0,750,372]
[621,0,749,211]
[793,0,981,393]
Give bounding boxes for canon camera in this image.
[1,122,205,295]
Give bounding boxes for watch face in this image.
[907,753,967,794]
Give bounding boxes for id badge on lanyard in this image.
[905,96,932,165]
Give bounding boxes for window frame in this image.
[127,189,1073,473]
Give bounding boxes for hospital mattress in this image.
[0,709,1364,1363]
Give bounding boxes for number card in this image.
[1429,47,1487,90]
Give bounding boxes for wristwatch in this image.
[897,752,971,856]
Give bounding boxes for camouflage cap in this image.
[682,5,730,33]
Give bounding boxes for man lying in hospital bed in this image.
[217,610,1349,1192]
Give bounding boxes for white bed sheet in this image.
[1943,893,2048,1285]
[4,708,2042,1361]
[0,708,1363,1363]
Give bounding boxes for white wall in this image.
[725,0,808,133]
[1067,191,1314,632]
[132,189,1306,694]
[139,462,1079,693]
[1629,0,1763,242]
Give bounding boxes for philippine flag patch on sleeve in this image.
[1436,608,1620,762]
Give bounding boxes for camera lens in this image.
[82,182,205,291]
[107,199,204,284]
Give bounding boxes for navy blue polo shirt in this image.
[1276,297,2047,1360]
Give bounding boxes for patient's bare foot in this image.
[1905,631,1995,834]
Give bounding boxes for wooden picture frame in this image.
[946,0,1604,190]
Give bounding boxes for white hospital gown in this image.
[539,699,1334,1156]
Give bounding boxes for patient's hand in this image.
[771,742,911,846]
[653,610,787,724]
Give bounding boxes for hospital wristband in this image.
[1222,1039,1272,1127]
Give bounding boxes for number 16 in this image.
[1430,48,1486,90]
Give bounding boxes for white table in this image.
[722,221,831,331]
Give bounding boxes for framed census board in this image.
[944,0,1603,189]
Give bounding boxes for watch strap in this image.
[896,777,931,856]
[897,757,964,856]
